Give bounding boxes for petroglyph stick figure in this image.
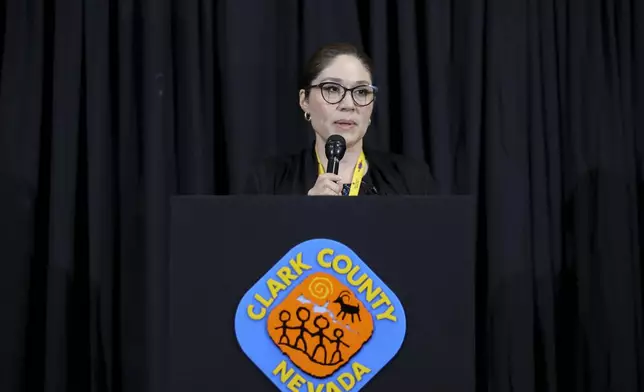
[330,328,350,364]
[274,310,292,345]
[310,315,332,364]
[293,307,311,353]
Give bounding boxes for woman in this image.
[243,43,437,196]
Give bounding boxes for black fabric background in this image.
[0,0,642,391]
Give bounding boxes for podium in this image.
[168,196,476,391]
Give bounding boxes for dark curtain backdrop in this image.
[1,0,643,391]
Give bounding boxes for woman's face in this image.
[299,55,375,149]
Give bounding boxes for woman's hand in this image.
[307,174,343,196]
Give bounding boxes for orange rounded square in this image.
[266,272,374,378]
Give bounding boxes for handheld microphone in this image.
[325,135,346,174]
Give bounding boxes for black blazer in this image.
[242,145,438,195]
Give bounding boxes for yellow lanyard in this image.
[316,150,367,196]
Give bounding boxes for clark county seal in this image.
[235,239,406,391]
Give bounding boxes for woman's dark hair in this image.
[299,42,374,92]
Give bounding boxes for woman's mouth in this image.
[334,120,357,130]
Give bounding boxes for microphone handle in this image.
[326,157,340,175]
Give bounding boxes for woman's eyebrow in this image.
[318,77,371,85]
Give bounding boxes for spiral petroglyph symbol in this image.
[308,277,334,300]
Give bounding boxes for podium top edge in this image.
[170,194,475,200]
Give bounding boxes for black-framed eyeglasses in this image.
[307,82,378,106]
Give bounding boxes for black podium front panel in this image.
[169,196,476,391]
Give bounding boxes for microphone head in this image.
[325,134,347,161]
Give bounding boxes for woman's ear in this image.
[299,89,309,112]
